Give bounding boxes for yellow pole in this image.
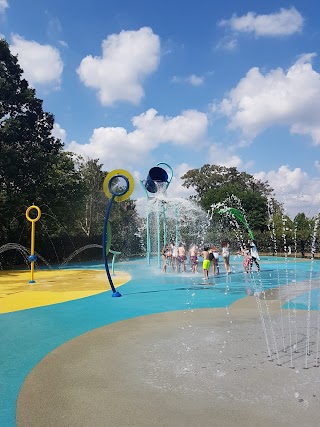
[26,205,41,284]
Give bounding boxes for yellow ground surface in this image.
[0,269,131,314]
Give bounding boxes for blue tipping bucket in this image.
[145,166,168,193]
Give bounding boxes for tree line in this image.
[0,39,141,266]
[181,165,319,256]
[0,38,318,267]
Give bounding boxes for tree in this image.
[109,199,142,256]
[294,212,314,257]
[0,38,85,244]
[77,158,106,237]
[181,164,280,238]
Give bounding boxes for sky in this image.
[1,0,320,218]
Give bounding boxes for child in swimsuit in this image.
[190,245,199,273]
[202,247,210,280]
[222,241,231,274]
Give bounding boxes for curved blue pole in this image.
[102,195,121,297]
[156,162,173,188]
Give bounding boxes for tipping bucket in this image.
[145,166,168,193]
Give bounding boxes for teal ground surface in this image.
[1,256,319,426]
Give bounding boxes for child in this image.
[190,244,199,273]
[210,245,220,275]
[243,249,251,273]
[222,241,231,274]
[237,248,251,273]
[202,247,210,280]
[248,239,260,272]
[161,245,169,273]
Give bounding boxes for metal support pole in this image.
[175,207,179,247]
[157,200,161,268]
[163,204,167,247]
[140,179,151,266]
[26,205,41,284]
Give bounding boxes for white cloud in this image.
[215,37,238,52]
[314,160,320,173]
[77,27,160,106]
[165,163,195,199]
[131,108,208,146]
[10,34,63,89]
[0,0,8,14]
[67,108,208,170]
[219,7,303,37]
[254,165,320,217]
[186,74,204,86]
[172,74,204,86]
[59,40,68,48]
[217,54,320,144]
[51,123,67,143]
[208,143,244,168]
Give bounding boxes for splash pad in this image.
[13,257,320,427]
[0,268,130,314]
[2,169,320,426]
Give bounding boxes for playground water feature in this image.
[1,248,320,425]
[1,176,320,424]
[3,193,320,371]
[2,187,320,372]
[141,194,210,251]
[1,165,320,423]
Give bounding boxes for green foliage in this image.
[0,39,141,263]
[182,164,276,236]
[77,158,106,237]
[0,39,87,246]
[182,165,274,199]
[75,158,142,256]
[109,199,142,256]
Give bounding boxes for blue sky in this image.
[1,0,320,217]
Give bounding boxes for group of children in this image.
[238,239,261,274]
[161,239,261,279]
[161,242,187,273]
[199,242,232,280]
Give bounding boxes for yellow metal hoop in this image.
[103,169,135,202]
[26,205,42,222]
